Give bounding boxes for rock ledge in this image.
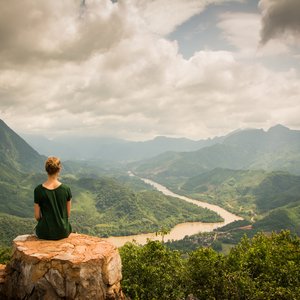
[2,233,125,300]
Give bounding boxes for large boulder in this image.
[0,264,6,298]
[2,233,125,300]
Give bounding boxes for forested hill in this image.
[178,168,300,236]
[132,125,300,178]
[181,168,300,213]
[0,119,45,175]
[70,176,221,237]
[0,120,46,222]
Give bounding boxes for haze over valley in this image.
[1,119,300,250]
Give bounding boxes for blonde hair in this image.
[45,156,61,175]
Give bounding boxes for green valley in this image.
[129,125,300,250]
[162,169,300,253]
[1,118,300,254]
[0,119,222,247]
[70,176,222,237]
[0,172,222,246]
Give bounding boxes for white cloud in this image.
[0,0,134,65]
[0,0,300,140]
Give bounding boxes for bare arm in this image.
[67,200,72,218]
[34,203,41,221]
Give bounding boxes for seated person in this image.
[34,156,72,240]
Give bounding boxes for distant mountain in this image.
[21,133,225,161]
[0,120,45,175]
[223,125,300,152]
[132,125,300,179]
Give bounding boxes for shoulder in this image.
[60,183,72,200]
[34,184,43,192]
[60,183,70,190]
[60,183,72,193]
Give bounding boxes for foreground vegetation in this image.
[120,231,300,300]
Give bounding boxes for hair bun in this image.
[45,156,61,175]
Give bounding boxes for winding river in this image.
[106,176,242,247]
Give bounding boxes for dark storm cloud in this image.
[259,0,300,44]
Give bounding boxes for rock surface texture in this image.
[0,264,6,298]
[2,233,125,300]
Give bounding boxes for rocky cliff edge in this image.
[0,233,125,300]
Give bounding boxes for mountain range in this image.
[15,121,300,174]
[21,132,225,161]
[132,124,300,180]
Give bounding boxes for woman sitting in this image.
[34,156,72,240]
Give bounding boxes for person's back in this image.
[34,157,72,240]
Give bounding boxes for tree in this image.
[226,231,300,299]
[0,246,11,264]
[185,247,226,299]
[120,240,186,300]
[155,226,170,243]
[120,231,300,300]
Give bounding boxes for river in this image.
[106,176,242,247]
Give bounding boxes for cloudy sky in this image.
[1,0,300,140]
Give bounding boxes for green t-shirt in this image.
[34,183,72,240]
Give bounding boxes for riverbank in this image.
[106,176,242,247]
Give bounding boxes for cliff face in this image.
[1,233,125,300]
